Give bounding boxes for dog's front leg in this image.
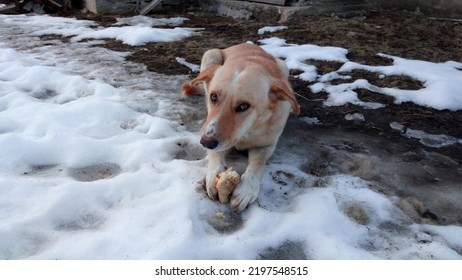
[205,150,227,200]
[231,145,275,212]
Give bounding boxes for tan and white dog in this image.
[181,43,300,212]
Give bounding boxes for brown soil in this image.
[76,9,462,162]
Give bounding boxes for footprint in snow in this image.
[68,163,121,182]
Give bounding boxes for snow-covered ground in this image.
[0,15,461,260]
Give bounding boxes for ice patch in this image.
[390,122,462,148]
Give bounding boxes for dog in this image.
[181,43,300,212]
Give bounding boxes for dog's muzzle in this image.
[200,136,219,150]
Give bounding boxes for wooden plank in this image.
[47,0,63,9]
[0,3,16,13]
[247,0,286,6]
[140,0,162,15]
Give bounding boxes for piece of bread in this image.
[215,167,240,203]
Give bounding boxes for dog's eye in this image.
[235,103,250,113]
[210,93,218,104]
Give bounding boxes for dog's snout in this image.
[200,136,219,150]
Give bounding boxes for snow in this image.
[341,57,462,110]
[257,26,288,35]
[114,16,189,27]
[0,15,462,260]
[261,37,349,81]
[300,117,321,125]
[260,38,462,111]
[176,57,200,73]
[0,15,201,46]
[345,113,365,121]
[318,54,462,111]
[72,26,201,46]
[311,79,385,109]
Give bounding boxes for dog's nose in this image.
[200,136,219,150]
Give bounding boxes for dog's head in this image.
[189,62,300,151]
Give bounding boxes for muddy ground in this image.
[75,8,462,226]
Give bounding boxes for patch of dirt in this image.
[74,9,462,164]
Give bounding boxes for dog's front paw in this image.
[205,167,224,200]
[230,172,260,212]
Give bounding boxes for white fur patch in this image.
[236,111,257,139]
[230,70,246,87]
[231,172,260,212]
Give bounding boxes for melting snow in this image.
[390,122,462,148]
[0,15,461,260]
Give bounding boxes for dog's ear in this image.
[181,64,220,96]
[269,82,301,115]
[190,64,220,86]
